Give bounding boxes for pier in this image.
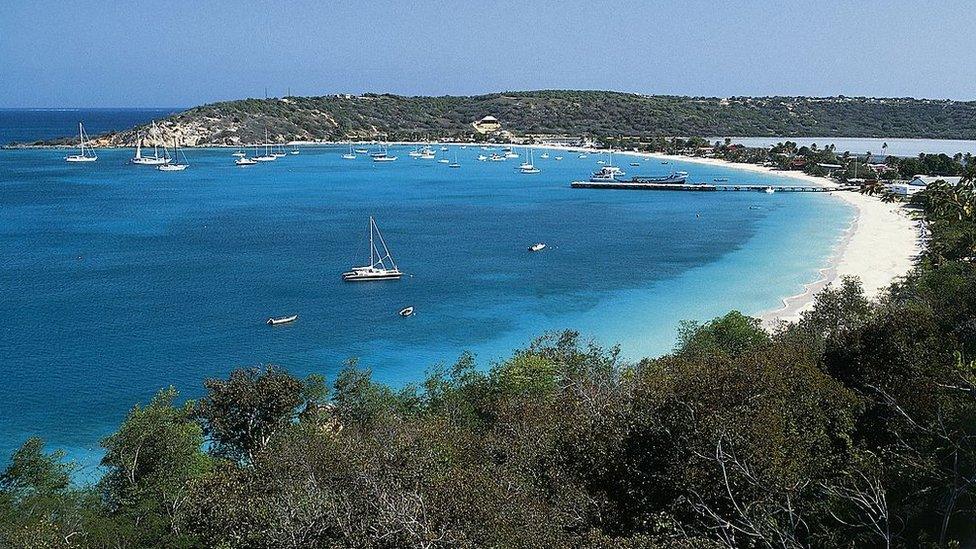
[570,181,858,192]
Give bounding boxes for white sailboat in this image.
[342,216,403,281]
[272,141,287,158]
[449,151,460,168]
[65,122,97,163]
[519,149,540,174]
[342,143,357,160]
[253,129,277,162]
[157,137,188,171]
[130,121,170,165]
[371,143,397,162]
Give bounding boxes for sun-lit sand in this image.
[625,152,922,325]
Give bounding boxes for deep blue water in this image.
[0,108,180,145]
[0,144,852,475]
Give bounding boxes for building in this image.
[887,174,963,197]
[472,116,501,134]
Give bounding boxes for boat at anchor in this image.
[342,216,403,281]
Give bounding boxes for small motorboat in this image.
[477,154,488,161]
[354,147,369,154]
[554,156,563,161]
[267,314,298,326]
[398,306,414,317]
[764,187,776,194]
[528,243,546,252]
[713,177,729,182]
[438,158,449,164]
[235,156,258,166]
[630,162,640,167]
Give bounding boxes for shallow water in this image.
[0,145,852,472]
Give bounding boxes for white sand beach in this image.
[625,152,923,325]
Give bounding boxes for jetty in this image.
[570,181,858,192]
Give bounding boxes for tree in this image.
[99,387,210,544]
[196,366,309,462]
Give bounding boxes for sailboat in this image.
[342,143,357,160]
[519,149,540,174]
[371,143,397,162]
[130,121,170,165]
[342,216,403,281]
[65,122,97,163]
[539,149,549,159]
[449,151,460,168]
[157,137,188,171]
[272,142,287,158]
[253,129,277,162]
[290,145,300,155]
[232,144,246,157]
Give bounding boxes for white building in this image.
[888,175,963,197]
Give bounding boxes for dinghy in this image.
[398,306,414,317]
[267,314,298,325]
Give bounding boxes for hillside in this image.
[17,90,976,147]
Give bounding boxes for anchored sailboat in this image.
[342,216,403,281]
[65,122,97,163]
[253,128,277,162]
[131,121,170,165]
[157,137,188,171]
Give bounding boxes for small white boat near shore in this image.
[267,314,298,325]
[528,243,546,252]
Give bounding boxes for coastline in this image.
[618,151,922,325]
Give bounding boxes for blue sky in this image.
[1,0,973,107]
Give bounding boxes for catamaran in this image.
[342,216,403,281]
[65,122,98,163]
[157,138,188,171]
[131,121,170,165]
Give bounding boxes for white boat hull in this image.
[65,155,97,163]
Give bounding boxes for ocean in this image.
[0,108,179,145]
[1,120,853,476]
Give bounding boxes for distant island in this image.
[11,91,976,147]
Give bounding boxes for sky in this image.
[1,0,974,108]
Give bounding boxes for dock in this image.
[570,181,857,192]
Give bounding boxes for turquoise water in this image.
[0,145,852,473]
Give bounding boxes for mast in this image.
[78,122,85,155]
[368,216,376,267]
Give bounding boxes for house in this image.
[472,116,501,134]
[887,174,963,197]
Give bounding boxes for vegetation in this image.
[16,91,976,147]
[2,175,975,547]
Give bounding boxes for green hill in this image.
[18,90,976,147]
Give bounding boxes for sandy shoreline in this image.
[615,151,922,325]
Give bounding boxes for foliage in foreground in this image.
[2,184,975,548]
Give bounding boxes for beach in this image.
[625,152,923,325]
